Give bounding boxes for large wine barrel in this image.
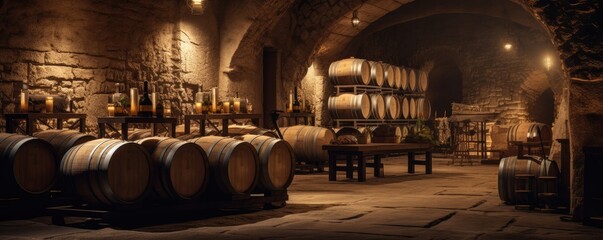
[188,136,258,195]
[369,94,385,119]
[400,67,409,91]
[0,134,57,197]
[33,130,96,160]
[372,125,402,143]
[136,137,209,200]
[418,71,429,93]
[368,61,384,87]
[382,63,395,88]
[392,66,402,89]
[409,97,417,119]
[329,58,370,85]
[334,127,370,144]
[281,126,335,163]
[416,98,432,120]
[61,139,152,205]
[498,156,559,204]
[237,135,295,191]
[408,69,417,92]
[328,93,371,119]
[507,123,552,144]
[400,97,410,119]
[384,95,400,119]
[227,125,278,138]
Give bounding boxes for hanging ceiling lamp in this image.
[351,9,360,28]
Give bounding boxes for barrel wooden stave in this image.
[368,61,384,87]
[281,126,335,164]
[61,138,152,205]
[382,64,395,88]
[0,133,57,197]
[384,95,400,119]
[328,93,371,119]
[33,130,96,160]
[392,66,402,89]
[188,136,258,195]
[329,58,371,85]
[238,134,295,191]
[369,94,386,119]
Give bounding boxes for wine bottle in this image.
[292,85,301,113]
[138,80,153,117]
[156,99,164,118]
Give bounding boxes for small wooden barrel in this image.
[368,61,384,87]
[0,133,57,197]
[399,67,409,91]
[498,156,540,204]
[128,129,153,141]
[33,130,96,161]
[136,137,209,201]
[329,58,371,85]
[281,126,335,163]
[384,95,400,119]
[334,127,370,144]
[369,94,386,119]
[418,71,429,93]
[392,66,402,89]
[238,135,295,191]
[371,125,402,143]
[400,97,410,119]
[409,97,417,119]
[382,63,395,88]
[408,69,417,92]
[188,136,258,195]
[328,93,371,119]
[61,139,152,205]
[416,98,432,120]
[507,123,552,144]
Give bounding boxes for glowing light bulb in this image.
[544,56,552,71]
[504,43,513,51]
[351,10,360,27]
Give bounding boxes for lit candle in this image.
[164,108,171,117]
[20,92,28,113]
[130,88,139,116]
[151,92,157,116]
[211,87,217,113]
[195,102,203,114]
[233,99,241,113]
[223,101,230,113]
[108,103,115,117]
[45,96,54,113]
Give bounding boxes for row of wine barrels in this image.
[0,133,57,197]
[334,127,371,144]
[328,93,371,119]
[61,139,152,205]
[281,125,335,164]
[498,156,559,204]
[329,58,429,92]
[33,130,96,160]
[399,97,431,120]
[507,123,552,144]
[237,135,295,191]
[136,137,209,201]
[188,136,258,195]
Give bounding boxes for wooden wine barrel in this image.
[498,156,559,205]
[507,123,552,144]
[328,93,371,119]
[371,124,402,143]
[135,137,209,200]
[400,67,409,91]
[329,58,370,85]
[418,71,429,93]
[416,98,432,120]
[188,136,258,195]
[227,125,278,138]
[382,63,395,88]
[408,69,417,92]
[401,125,410,139]
[409,97,417,119]
[334,127,370,144]
[384,95,400,119]
[401,97,410,119]
[369,94,386,119]
[33,130,96,161]
[392,66,402,89]
[61,139,152,205]
[368,61,384,87]
[238,135,295,191]
[356,127,373,144]
[128,129,153,141]
[281,126,335,163]
[0,133,57,197]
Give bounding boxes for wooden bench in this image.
[322,143,432,182]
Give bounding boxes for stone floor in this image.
[1,156,602,239]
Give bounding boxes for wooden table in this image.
[4,113,87,135]
[97,117,177,140]
[279,112,315,126]
[184,113,263,136]
[322,143,432,182]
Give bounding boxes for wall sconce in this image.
[188,0,205,15]
[351,10,360,28]
[544,56,552,71]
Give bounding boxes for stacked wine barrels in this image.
[281,126,335,164]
